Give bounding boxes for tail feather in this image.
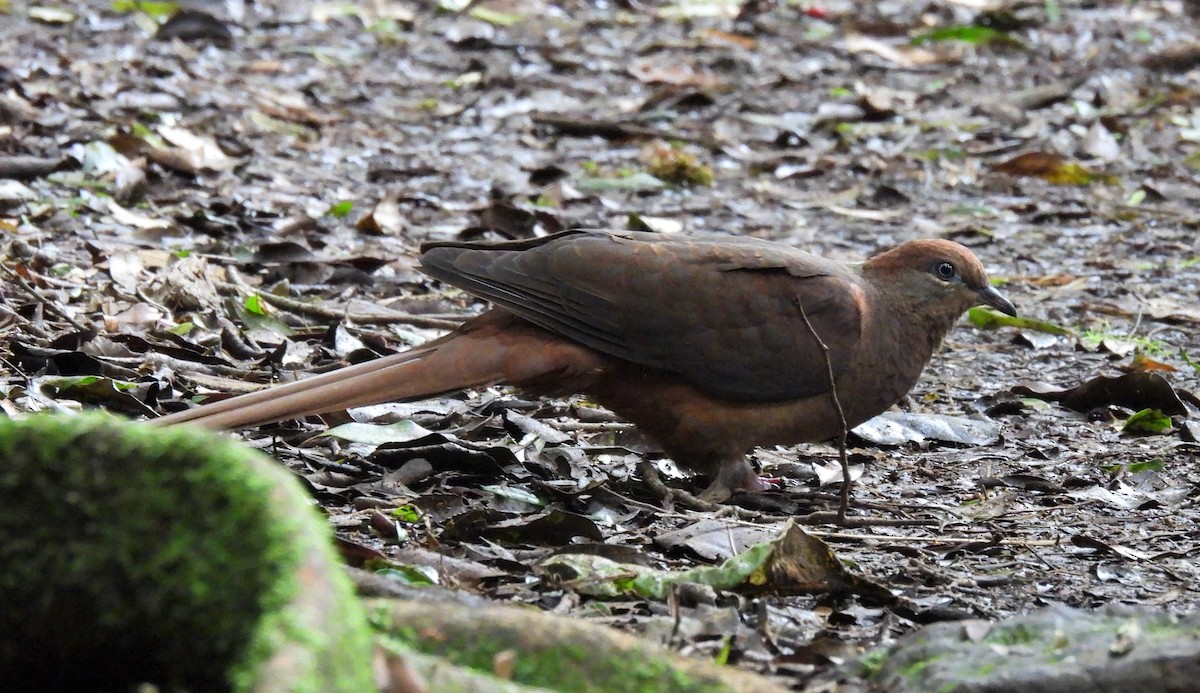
[151,337,506,430]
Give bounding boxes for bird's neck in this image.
[832,276,965,426]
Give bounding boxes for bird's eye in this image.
[933,261,957,281]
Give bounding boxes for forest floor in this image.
[2,0,1199,688]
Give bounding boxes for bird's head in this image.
[863,239,1016,324]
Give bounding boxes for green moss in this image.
[984,623,1038,646]
[370,601,733,693]
[857,647,890,678]
[0,414,373,691]
[900,654,945,681]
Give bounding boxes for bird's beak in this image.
[976,285,1017,316]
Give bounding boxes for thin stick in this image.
[0,263,89,332]
[217,280,464,330]
[809,531,1064,547]
[794,298,852,522]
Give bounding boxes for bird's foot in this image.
[697,459,778,501]
[751,476,783,491]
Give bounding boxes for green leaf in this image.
[39,376,142,406]
[111,0,179,18]
[168,321,194,336]
[968,307,1072,335]
[391,504,422,523]
[1123,408,1173,434]
[913,25,1018,46]
[328,200,354,218]
[373,563,438,586]
[538,530,781,599]
[1047,161,1110,185]
[1044,0,1061,22]
[576,172,667,192]
[469,5,522,25]
[1125,459,1164,473]
[713,636,734,666]
[244,294,266,315]
[1179,348,1200,374]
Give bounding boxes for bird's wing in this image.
[420,230,866,402]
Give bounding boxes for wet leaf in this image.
[0,180,36,202]
[540,520,883,599]
[107,200,169,230]
[40,375,136,393]
[152,125,236,173]
[373,563,439,586]
[576,172,667,192]
[1013,372,1187,417]
[322,420,435,446]
[813,459,863,487]
[37,375,154,414]
[1071,535,1150,561]
[852,412,1000,447]
[1122,409,1173,435]
[991,152,1114,185]
[481,485,543,507]
[355,198,404,235]
[627,213,683,234]
[1070,481,1173,509]
[448,507,603,544]
[654,519,775,561]
[1121,460,1165,474]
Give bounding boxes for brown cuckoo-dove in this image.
[152,230,1016,499]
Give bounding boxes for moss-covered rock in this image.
[0,413,374,692]
[368,598,787,693]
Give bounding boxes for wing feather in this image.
[420,230,865,401]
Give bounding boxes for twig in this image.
[531,112,708,145]
[0,302,52,340]
[217,280,464,330]
[809,531,1064,547]
[794,298,852,522]
[795,512,935,528]
[553,421,635,433]
[0,263,89,332]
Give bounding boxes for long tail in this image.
[150,312,575,430]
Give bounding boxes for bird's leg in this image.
[697,455,776,502]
